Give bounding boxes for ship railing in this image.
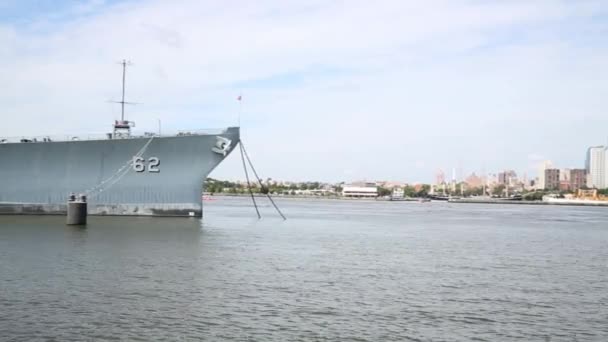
[0,128,232,144]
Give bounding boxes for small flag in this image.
[237,95,242,101]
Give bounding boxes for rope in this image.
[84,136,155,199]
[240,142,261,219]
[241,141,287,220]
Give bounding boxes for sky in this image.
[1,0,607,183]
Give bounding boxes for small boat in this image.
[418,198,431,203]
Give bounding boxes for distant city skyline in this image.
[223,144,600,191]
[2,1,608,183]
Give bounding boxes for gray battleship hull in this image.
[0,127,239,217]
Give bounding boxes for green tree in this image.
[377,187,392,197]
[403,185,416,197]
[415,184,431,197]
[464,187,483,197]
[492,185,505,196]
[523,191,545,201]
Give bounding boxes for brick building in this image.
[569,169,587,191]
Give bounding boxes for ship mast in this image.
[120,59,127,122]
[112,59,135,139]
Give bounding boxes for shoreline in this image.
[449,198,608,207]
[206,194,377,201]
[207,194,608,207]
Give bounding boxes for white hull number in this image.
[133,157,160,173]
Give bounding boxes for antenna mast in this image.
[112,59,135,139]
[121,59,127,121]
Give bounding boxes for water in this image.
[1,198,607,341]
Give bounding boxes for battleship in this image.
[0,61,239,217]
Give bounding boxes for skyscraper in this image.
[537,160,553,190]
[586,146,606,189]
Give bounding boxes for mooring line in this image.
[241,141,287,221]
[239,142,261,219]
[85,136,155,199]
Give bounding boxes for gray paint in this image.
[0,127,239,217]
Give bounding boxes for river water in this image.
[1,198,607,341]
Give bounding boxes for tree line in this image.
[204,178,341,195]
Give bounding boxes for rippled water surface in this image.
[1,198,607,341]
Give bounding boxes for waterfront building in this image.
[586,146,606,189]
[569,169,587,191]
[392,188,404,199]
[342,182,378,198]
[544,169,560,190]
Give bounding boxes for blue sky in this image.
[1,0,608,183]
[0,0,120,24]
[0,0,74,20]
